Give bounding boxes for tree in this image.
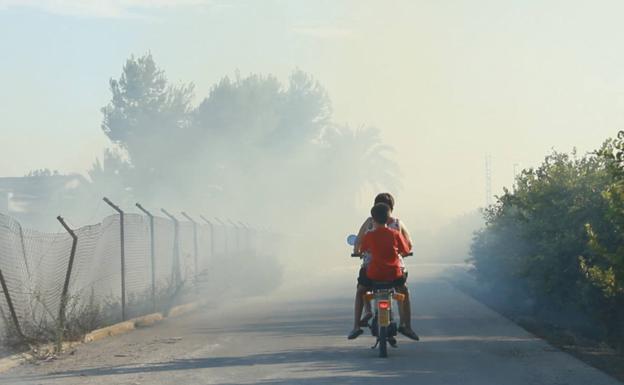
[582,132,624,348]
[87,148,133,202]
[188,70,360,219]
[100,53,194,200]
[470,139,624,350]
[322,125,401,200]
[98,54,400,223]
[25,169,60,177]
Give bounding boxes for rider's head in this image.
[374,193,395,212]
[371,203,391,225]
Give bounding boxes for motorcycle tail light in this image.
[378,300,390,310]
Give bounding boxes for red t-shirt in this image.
[360,226,410,281]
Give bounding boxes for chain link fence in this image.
[0,204,275,349]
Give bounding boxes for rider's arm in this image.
[354,217,373,253]
[396,231,411,256]
[356,232,370,254]
[353,234,366,255]
[399,220,413,250]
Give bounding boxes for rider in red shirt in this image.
[360,215,410,282]
[348,202,417,340]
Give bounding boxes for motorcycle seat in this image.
[371,281,396,290]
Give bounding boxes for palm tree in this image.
[321,125,401,209]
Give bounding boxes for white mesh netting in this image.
[0,211,256,342]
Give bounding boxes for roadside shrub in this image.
[471,132,624,350]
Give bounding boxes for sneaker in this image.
[398,326,419,341]
[347,329,364,340]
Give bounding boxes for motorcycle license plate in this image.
[378,309,390,326]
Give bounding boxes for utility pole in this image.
[485,154,492,207]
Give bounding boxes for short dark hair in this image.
[371,203,391,225]
[374,193,395,211]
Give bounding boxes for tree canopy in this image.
[471,134,624,350]
[93,53,400,223]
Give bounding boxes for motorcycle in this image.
[347,234,411,358]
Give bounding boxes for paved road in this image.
[1,264,621,385]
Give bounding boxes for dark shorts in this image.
[357,267,408,288]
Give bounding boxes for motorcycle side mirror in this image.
[346,234,357,246]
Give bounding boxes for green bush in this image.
[471,132,624,350]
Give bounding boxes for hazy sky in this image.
[2,0,624,225]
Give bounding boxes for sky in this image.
[2,0,624,227]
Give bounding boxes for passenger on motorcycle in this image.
[348,193,418,340]
[353,193,413,328]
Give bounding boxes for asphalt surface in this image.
[1,263,621,385]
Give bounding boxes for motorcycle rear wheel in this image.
[379,326,388,358]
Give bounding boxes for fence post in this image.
[0,269,25,342]
[238,222,250,252]
[103,197,126,321]
[161,209,181,288]
[56,216,77,352]
[136,203,156,312]
[181,212,198,279]
[244,222,256,255]
[228,219,240,253]
[16,223,31,279]
[215,217,228,256]
[199,215,214,258]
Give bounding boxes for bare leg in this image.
[396,285,411,328]
[396,285,418,340]
[364,296,372,317]
[353,285,366,331]
[397,292,406,326]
